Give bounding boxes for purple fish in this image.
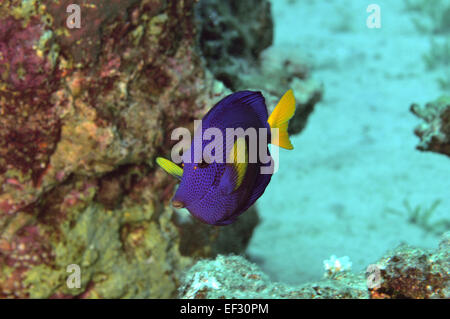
[156,90,295,225]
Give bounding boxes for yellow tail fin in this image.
[267,89,295,150]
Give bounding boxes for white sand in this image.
[247,0,450,284]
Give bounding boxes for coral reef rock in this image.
[179,254,369,299]
[370,232,449,299]
[180,232,450,299]
[196,0,323,135]
[196,0,274,90]
[410,96,450,157]
[0,0,263,298]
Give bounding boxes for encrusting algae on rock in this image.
[0,0,323,298]
[0,0,268,298]
[0,0,446,300]
[179,232,450,299]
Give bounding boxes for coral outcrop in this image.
[179,254,369,299]
[196,0,323,135]
[0,0,266,298]
[410,96,450,157]
[0,0,322,298]
[196,0,273,90]
[369,232,449,299]
[179,232,450,299]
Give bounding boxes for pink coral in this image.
[0,17,54,91]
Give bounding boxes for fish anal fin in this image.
[239,169,272,213]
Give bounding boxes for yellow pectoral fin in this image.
[268,89,296,150]
[228,137,248,191]
[156,157,183,179]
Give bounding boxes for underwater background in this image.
[0,0,448,298]
[248,0,450,285]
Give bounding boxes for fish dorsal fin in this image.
[156,157,183,180]
[267,89,296,150]
[233,91,268,125]
[221,137,248,194]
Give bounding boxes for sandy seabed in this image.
[247,0,450,284]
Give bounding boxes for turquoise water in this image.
[247,0,449,284]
